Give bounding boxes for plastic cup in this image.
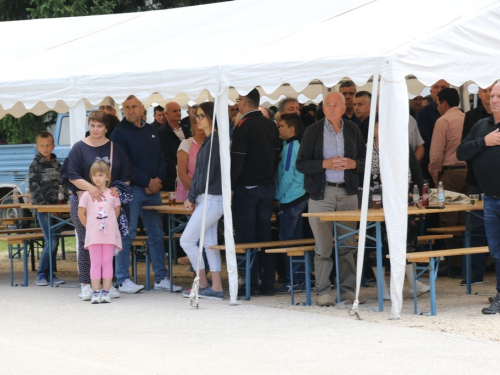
[168,192,176,206]
[469,194,479,206]
[372,194,382,209]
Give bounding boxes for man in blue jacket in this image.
[111,95,181,294]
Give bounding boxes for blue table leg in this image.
[48,214,53,287]
[465,211,472,294]
[9,245,14,286]
[429,257,437,316]
[375,221,383,312]
[245,249,251,300]
[334,222,341,304]
[168,214,174,293]
[23,240,29,287]
[290,256,295,305]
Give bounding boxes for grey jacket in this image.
[188,132,222,203]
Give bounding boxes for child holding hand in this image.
[78,160,122,304]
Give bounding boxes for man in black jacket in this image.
[297,91,366,306]
[457,81,500,315]
[232,88,281,296]
[157,102,192,191]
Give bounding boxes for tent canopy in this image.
[1,0,498,114]
[1,0,499,317]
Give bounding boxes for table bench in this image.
[131,234,179,290]
[0,233,45,286]
[210,238,318,300]
[388,246,489,315]
[265,246,315,305]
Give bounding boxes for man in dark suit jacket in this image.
[157,102,192,191]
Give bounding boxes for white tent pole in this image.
[379,72,410,320]
[69,100,86,146]
[352,59,381,314]
[214,82,239,305]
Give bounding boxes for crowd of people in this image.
[27,80,500,314]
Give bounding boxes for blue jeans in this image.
[469,185,488,278]
[279,200,308,284]
[36,212,61,277]
[482,195,500,292]
[233,184,275,286]
[116,187,168,284]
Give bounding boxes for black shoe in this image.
[238,284,260,297]
[259,284,276,296]
[482,293,500,314]
[460,277,484,286]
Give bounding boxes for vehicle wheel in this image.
[0,196,32,228]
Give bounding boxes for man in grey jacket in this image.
[297,91,366,306]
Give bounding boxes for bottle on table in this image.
[422,180,429,207]
[412,184,419,206]
[25,186,31,203]
[58,185,65,204]
[12,189,19,204]
[437,181,445,208]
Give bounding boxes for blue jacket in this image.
[110,119,166,188]
[275,137,305,205]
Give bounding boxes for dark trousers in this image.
[233,184,276,286]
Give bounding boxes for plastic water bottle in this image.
[25,186,31,203]
[58,185,65,204]
[437,181,445,208]
[12,189,19,204]
[412,184,419,206]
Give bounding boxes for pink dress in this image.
[176,138,201,201]
[78,190,122,250]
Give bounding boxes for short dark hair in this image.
[437,88,460,108]
[244,88,260,108]
[339,80,356,90]
[422,95,433,103]
[355,91,372,101]
[154,105,164,114]
[88,110,110,130]
[35,131,54,144]
[280,113,302,136]
[197,102,218,130]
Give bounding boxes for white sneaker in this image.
[80,284,92,301]
[154,277,182,292]
[109,285,120,298]
[119,279,144,294]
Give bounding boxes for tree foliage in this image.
[0,113,57,145]
[0,0,230,144]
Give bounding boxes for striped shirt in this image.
[323,119,345,183]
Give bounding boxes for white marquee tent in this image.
[1,0,500,318]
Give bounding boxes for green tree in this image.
[0,112,57,144]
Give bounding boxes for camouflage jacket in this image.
[28,153,63,205]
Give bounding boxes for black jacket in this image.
[296,119,366,200]
[231,110,280,187]
[457,115,500,197]
[157,123,192,191]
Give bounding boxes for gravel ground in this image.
[1,251,499,374]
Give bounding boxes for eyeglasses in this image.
[194,114,205,120]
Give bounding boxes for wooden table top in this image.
[143,204,194,215]
[0,203,25,209]
[304,202,484,222]
[20,204,71,213]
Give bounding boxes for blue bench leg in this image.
[245,249,251,300]
[305,253,311,306]
[23,240,29,287]
[9,245,14,286]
